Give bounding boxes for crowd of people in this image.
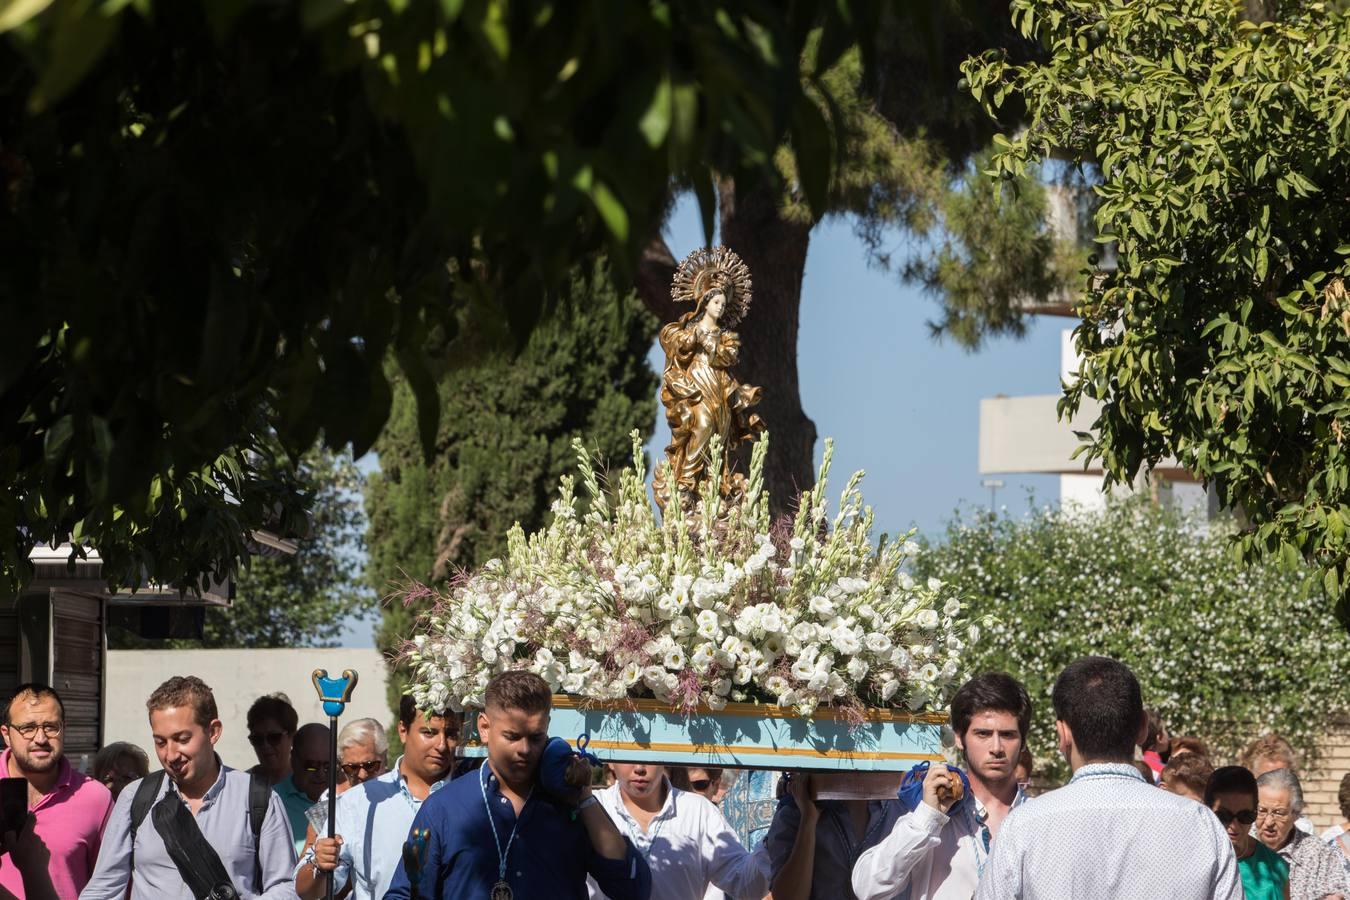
[1,658,1348,900]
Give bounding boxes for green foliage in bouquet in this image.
[916,498,1350,781]
[401,434,975,717]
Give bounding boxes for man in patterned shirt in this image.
[975,656,1243,900]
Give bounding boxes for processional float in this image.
[400,247,961,785]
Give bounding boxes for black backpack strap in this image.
[248,771,271,892]
[128,771,167,873]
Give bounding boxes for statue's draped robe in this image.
[658,317,761,497]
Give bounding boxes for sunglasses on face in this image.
[340,760,384,778]
[301,760,331,775]
[689,778,712,791]
[1214,808,1258,827]
[248,731,288,748]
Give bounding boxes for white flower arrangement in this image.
[400,433,973,719]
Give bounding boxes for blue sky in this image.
[338,196,1070,647]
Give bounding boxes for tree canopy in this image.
[962,0,1350,624]
[1,0,878,595]
[915,499,1350,780]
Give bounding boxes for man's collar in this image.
[1070,762,1145,783]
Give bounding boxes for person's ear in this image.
[208,719,223,746]
[953,727,967,755]
[1054,720,1073,759]
[477,711,490,741]
[1133,712,1149,750]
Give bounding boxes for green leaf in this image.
[638,75,673,148]
[0,0,54,32]
[28,2,121,112]
[589,180,629,244]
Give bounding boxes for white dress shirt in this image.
[974,763,1243,900]
[852,784,1027,900]
[588,781,772,900]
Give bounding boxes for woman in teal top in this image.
[1207,766,1290,900]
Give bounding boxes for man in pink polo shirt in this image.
[0,684,113,900]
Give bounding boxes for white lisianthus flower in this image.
[807,672,829,692]
[777,689,799,708]
[791,622,817,643]
[846,657,869,681]
[670,615,695,638]
[789,537,806,551]
[919,663,940,683]
[968,624,982,644]
[864,632,892,654]
[943,597,962,617]
[791,656,816,681]
[831,627,861,655]
[927,577,944,591]
[561,673,587,694]
[691,643,717,669]
[663,646,687,671]
[809,595,834,616]
[713,678,732,697]
[897,572,915,590]
[706,695,728,711]
[733,665,753,685]
[763,634,786,657]
[908,686,931,711]
[760,609,785,634]
[622,662,642,686]
[941,658,960,680]
[697,610,722,640]
[917,609,940,630]
[765,675,791,696]
[642,666,665,689]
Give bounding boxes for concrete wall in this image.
[105,649,392,772]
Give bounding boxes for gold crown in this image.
[670,246,752,327]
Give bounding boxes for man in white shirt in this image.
[589,762,771,900]
[852,672,1032,900]
[975,656,1243,900]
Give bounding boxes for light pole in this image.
[981,479,1005,512]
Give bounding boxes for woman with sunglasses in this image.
[1206,766,1289,900]
[246,693,299,786]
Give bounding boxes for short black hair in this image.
[1051,656,1143,762]
[1205,765,1258,808]
[3,684,65,725]
[398,695,458,730]
[950,672,1032,741]
[247,694,297,735]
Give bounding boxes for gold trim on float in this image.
[547,694,949,725]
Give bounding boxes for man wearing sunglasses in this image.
[294,696,461,900]
[1206,766,1289,899]
[275,723,334,855]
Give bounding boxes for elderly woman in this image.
[1256,768,1348,900]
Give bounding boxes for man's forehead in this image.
[149,705,199,733]
[486,706,549,731]
[969,709,1020,727]
[7,692,60,720]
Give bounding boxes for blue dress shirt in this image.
[385,764,651,900]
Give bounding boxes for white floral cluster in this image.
[401,434,974,716]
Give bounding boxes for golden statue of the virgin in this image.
[653,246,764,512]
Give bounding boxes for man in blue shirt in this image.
[385,671,650,900]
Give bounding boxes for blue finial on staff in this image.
[312,668,358,900]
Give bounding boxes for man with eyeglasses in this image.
[293,696,462,900]
[1,683,114,900]
[274,723,333,856]
[1206,766,1289,899]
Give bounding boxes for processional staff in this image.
[311,668,358,900]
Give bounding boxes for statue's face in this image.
[703,289,726,321]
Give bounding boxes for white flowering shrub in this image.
[399,433,973,717]
[914,499,1350,779]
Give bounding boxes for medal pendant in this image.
[490,880,514,900]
